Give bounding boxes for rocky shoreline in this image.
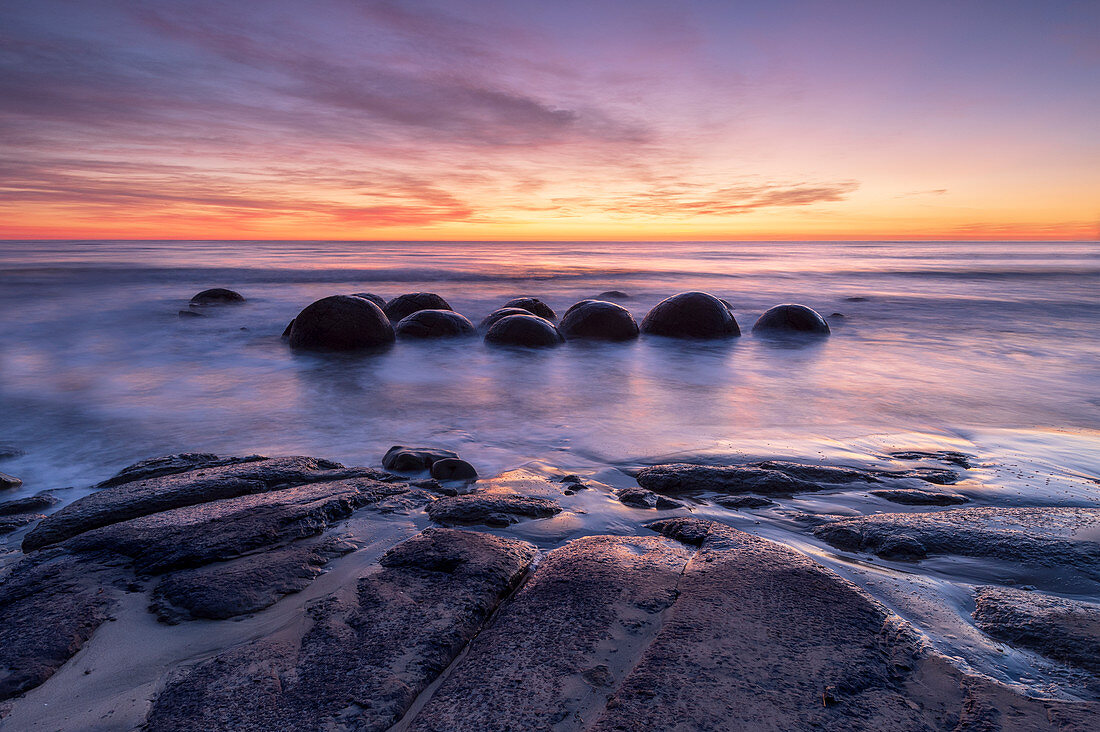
[0,449,1097,730]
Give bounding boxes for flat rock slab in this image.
[24,455,389,550]
[814,506,1100,564]
[869,488,968,505]
[143,528,537,732]
[93,453,266,489]
[614,487,682,509]
[410,535,692,731]
[426,468,566,527]
[973,586,1100,675]
[0,492,60,516]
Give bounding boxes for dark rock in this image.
[870,489,968,505]
[889,449,975,469]
[382,445,459,472]
[0,445,24,460]
[829,312,845,318]
[484,314,563,347]
[151,540,354,623]
[0,472,23,490]
[394,309,475,339]
[844,296,869,302]
[751,303,831,335]
[715,494,774,509]
[409,536,690,730]
[0,513,45,534]
[558,474,584,484]
[287,295,395,351]
[904,467,960,485]
[189,288,245,305]
[813,506,1100,569]
[95,453,265,489]
[615,487,682,509]
[427,494,561,527]
[177,309,204,318]
[562,299,598,318]
[635,462,874,496]
[430,458,478,481]
[973,586,1100,675]
[384,292,452,322]
[595,290,629,299]
[640,291,740,339]
[0,492,60,516]
[24,456,380,551]
[281,319,294,338]
[559,300,639,341]
[350,292,387,308]
[144,529,536,732]
[502,297,555,321]
[477,307,530,332]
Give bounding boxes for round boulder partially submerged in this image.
[350,292,387,309]
[384,293,452,323]
[563,299,598,318]
[287,295,395,351]
[502,297,556,321]
[190,288,244,305]
[394,309,475,339]
[430,458,478,481]
[560,300,639,341]
[751,304,830,335]
[640,291,740,339]
[478,307,530,332]
[484,314,564,347]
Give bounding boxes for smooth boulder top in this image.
[559,300,639,341]
[484,314,564,347]
[431,458,478,481]
[287,295,395,352]
[384,292,452,323]
[350,292,387,309]
[395,309,475,339]
[562,299,597,318]
[502,297,556,321]
[752,303,831,335]
[640,291,741,339]
[189,288,245,305]
[477,307,530,332]
[383,446,459,472]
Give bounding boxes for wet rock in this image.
[426,494,561,528]
[409,536,691,730]
[714,494,774,509]
[751,303,831,335]
[870,489,968,505]
[0,445,24,460]
[640,291,740,339]
[430,457,478,481]
[477,307,530,332]
[845,296,869,302]
[502,296,555,321]
[484,313,564,347]
[635,462,875,496]
[559,300,639,341]
[904,467,960,484]
[281,319,294,338]
[814,506,1100,568]
[562,299,597,318]
[0,493,58,516]
[177,309,204,318]
[287,295,395,351]
[382,445,459,472]
[973,586,1100,675]
[384,292,452,322]
[95,452,265,489]
[151,540,354,623]
[144,529,536,732]
[189,288,244,305]
[829,312,845,318]
[615,487,682,509]
[394,309,475,339]
[350,292,387,309]
[889,449,975,469]
[0,513,44,533]
[595,290,629,300]
[0,472,23,490]
[24,455,382,551]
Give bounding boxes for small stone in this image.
[190,288,245,305]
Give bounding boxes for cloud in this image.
[587,180,860,218]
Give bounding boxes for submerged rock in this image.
[189,288,244,305]
[889,449,975,469]
[615,487,682,509]
[384,292,452,322]
[0,472,23,490]
[382,445,459,472]
[0,513,45,534]
[635,462,878,496]
[595,290,629,300]
[559,300,639,341]
[870,488,968,505]
[430,457,478,481]
[0,493,58,516]
[751,303,831,335]
[484,314,564,347]
[502,297,555,321]
[640,291,740,339]
[714,494,774,509]
[394,309,475,339]
[426,494,561,527]
[287,295,395,351]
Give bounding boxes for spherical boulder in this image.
[287,295,395,351]
[502,297,555,321]
[484,314,564,347]
[190,288,244,305]
[384,293,452,323]
[640,291,740,339]
[350,292,387,309]
[596,290,629,300]
[395,309,475,339]
[431,458,478,481]
[562,299,598,318]
[751,304,830,335]
[560,300,639,341]
[477,307,530,332]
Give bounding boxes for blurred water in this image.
[1,240,1098,495]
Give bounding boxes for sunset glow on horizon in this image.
[2,0,1098,241]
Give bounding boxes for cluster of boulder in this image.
[184,287,833,352]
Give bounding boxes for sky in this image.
[1,0,1098,240]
